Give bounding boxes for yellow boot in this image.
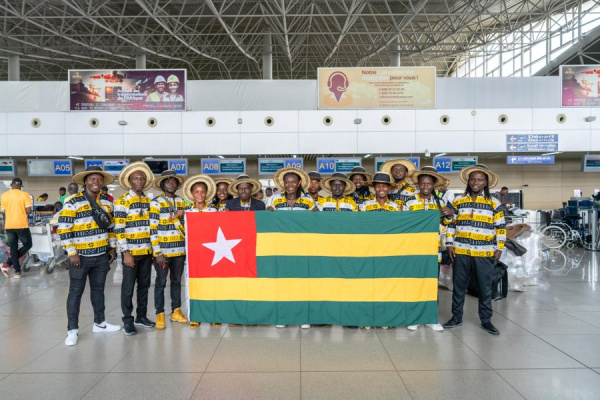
[170,308,188,323]
[156,313,166,330]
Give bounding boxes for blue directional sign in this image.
[201,158,221,175]
[375,157,420,171]
[506,134,559,152]
[433,156,478,173]
[168,159,188,175]
[433,157,452,172]
[317,158,336,174]
[201,158,246,175]
[85,160,104,169]
[53,160,72,175]
[259,158,304,175]
[507,155,555,165]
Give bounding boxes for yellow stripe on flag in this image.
[189,277,438,302]
[256,232,437,257]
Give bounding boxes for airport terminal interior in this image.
[2,1,600,399]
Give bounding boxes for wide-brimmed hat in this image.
[346,166,373,182]
[366,172,398,190]
[321,172,357,196]
[227,174,262,196]
[153,170,185,190]
[273,167,310,192]
[459,164,499,189]
[308,171,322,180]
[407,166,450,189]
[118,161,154,191]
[182,174,216,204]
[213,177,234,188]
[73,166,115,186]
[380,159,417,175]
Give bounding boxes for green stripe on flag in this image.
[254,210,440,234]
[256,255,438,279]
[190,299,438,327]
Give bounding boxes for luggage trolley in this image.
[26,213,68,273]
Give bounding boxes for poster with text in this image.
[317,67,436,109]
[561,65,600,107]
[69,69,186,111]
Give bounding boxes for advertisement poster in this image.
[561,65,600,107]
[318,67,436,109]
[69,69,186,111]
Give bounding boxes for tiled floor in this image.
[1,249,600,399]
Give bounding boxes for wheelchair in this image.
[539,208,586,249]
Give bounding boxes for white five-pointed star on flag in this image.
[202,227,242,266]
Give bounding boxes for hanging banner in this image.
[317,66,436,109]
[69,69,186,111]
[560,65,600,107]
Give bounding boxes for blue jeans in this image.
[6,228,33,273]
[66,253,110,330]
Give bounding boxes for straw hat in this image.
[321,172,357,196]
[407,166,450,189]
[213,177,235,188]
[117,161,154,191]
[273,167,310,192]
[366,172,398,190]
[182,174,216,204]
[459,164,499,189]
[308,171,322,180]
[73,165,115,186]
[227,174,262,196]
[380,159,417,175]
[152,170,185,191]
[346,166,373,182]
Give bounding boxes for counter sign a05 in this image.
[27,159,74,177]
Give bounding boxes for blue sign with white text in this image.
[317,158,336,174]
[433,157,452,172]
[54,160,72,175]
[507,155,555,165]
[85,160,103,169]
[168,159,187,175]
[201,159,220,175]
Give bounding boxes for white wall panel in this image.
[0,113,6,134]
[590,130,600,151]
[416,109,474,131]
[124,133,182,155]
[7,135,66,155]
[474,131,511,152]
[182,133,241,155]
[122,112,181,134]
[415,131,474,153]
[299,131,358,154]
[182,111,240,133]
[0,136,7,156]
[240,111,298,133]
[356,110,416,132]
[357,131,416,153]
[241,132,299,154]
[7,112,65,135]
[298,110,357,133]
[67,134,125,156]
[532,108,591,131]
[473,109,533,131]
[549,130,590,152]
[65,112,124,134]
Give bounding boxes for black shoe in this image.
[481,321,500,335]
[442,318,463,329]
[134,316,156,328]
[123,322,137,336]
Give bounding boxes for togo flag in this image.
[186,210,440,327]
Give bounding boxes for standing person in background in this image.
[347,166,374,206]
[149,170,188,331]
[114,162,156,336]
[253,189,265,202]
[226,175,266,211]
[58,166,120,346]
[265,187,273,199]
[436,183,454,206]
[404,166,454,332]
[58,187,68,204]
[101,186,114,203]
[0,178,33,279]
[209,178,233,211]
[493,186,512,208]
[37,193,49,202]
[380,159,418,206]
[306,171,324,204]
[67,182,79,197]
[444,164,506,335]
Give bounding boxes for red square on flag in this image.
[186,211,257,278]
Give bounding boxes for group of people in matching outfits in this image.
[57,158,506,346]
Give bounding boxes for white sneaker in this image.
[427,323,444,331]
[300,324,310,329]
[93,321,122,332]
[407,325,418,331]
[1,263,9,278]
[275,325,286,328]
[65,329,78,346]
[360,326,371,330]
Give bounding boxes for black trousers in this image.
[154,255,185,314]
[66,253,110,330]
[121,254,152,324]
[451,254,494,323]
[6,228,33,273]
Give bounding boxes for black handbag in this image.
[82,191,112,230]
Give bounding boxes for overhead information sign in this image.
[258,158,304,175]
[433,156,478,173]
[317,158,362,174]
[144,159,188,176]
[85,159,129,176]
[0,160,16,177]
[561,65,600,107]
[69,69,186,111]
[506,134,559,152]
[317,66,436,109]
[375,157,421,171]
[27,159,73,177]
[507,155,555,165]
[201,158,246,175]
[582,155,600,172]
